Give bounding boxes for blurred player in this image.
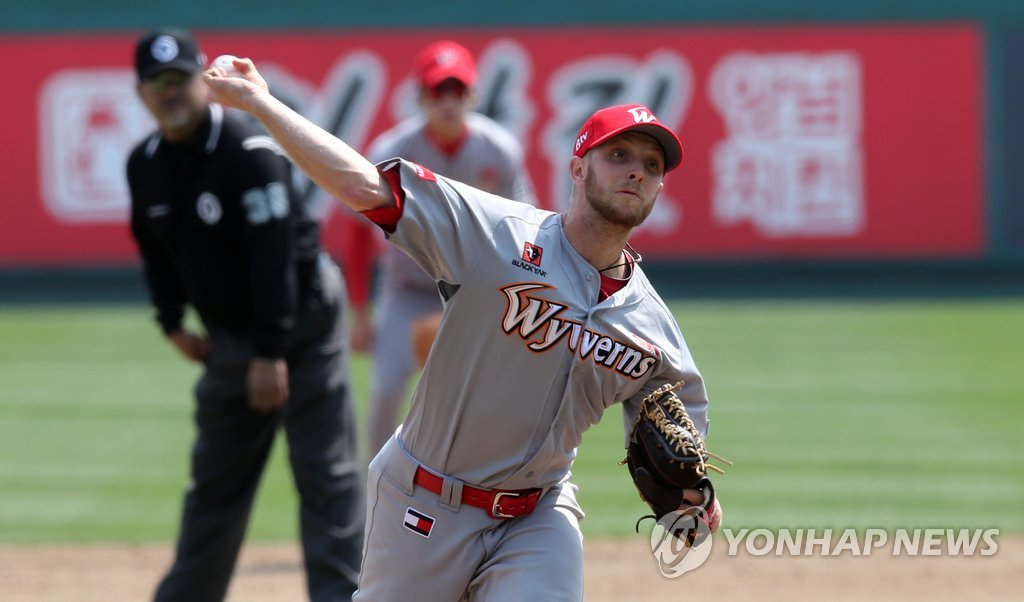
[126,28,363,601]
[348,40,537,456]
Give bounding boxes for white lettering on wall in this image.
[709,53,864,237]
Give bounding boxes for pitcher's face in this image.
[581,132,666,228]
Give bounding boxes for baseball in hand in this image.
[211,54,242,77]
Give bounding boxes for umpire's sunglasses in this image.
[141,70,196,92]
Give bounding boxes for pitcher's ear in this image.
[570,156,586,183]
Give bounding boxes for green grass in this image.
[1,299,1022,543]
[574,300,1024,535]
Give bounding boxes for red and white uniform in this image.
[353,159,708,601]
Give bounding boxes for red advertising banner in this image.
[0,25,984,265]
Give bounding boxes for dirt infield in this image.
[1,536,1020,601]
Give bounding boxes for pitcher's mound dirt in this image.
[1,536,1020,601]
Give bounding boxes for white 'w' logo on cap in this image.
[627,107,656,124]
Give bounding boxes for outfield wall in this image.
[1,1,1022,272]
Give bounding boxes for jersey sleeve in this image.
[365,158,529,287]
[126,152,188,337]
[620,311,710,442]
[232,137,299,358]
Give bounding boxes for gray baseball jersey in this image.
[377,159,708,489]
[353,158,709,600]
[366,112,537,294]
[362,112,538,455]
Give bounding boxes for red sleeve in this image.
[359,165,405,233]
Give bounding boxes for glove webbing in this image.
[636,381,730,476]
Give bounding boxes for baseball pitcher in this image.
[204,55,723,601]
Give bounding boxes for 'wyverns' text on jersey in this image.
[500,283,658,378]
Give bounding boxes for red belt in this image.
[414,466,541,519]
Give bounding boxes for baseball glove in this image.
[624,381,730,546]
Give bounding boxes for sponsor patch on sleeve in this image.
[410,162,437,182]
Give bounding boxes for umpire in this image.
[126,28,363,601]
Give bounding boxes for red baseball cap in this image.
[414,40,477,89]
[573,104,683,172]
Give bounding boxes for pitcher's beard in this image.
[584,170,655,228]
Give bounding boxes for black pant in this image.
[155,258,364,601]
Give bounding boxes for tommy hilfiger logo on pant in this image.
[404,507,435,538]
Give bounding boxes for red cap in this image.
[573,104,683,172]
[414,40,477,89]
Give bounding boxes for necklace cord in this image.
[598,243,643,273]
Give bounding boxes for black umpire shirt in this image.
[127,104,321,359]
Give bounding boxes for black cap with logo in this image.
[134,28,206,81]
